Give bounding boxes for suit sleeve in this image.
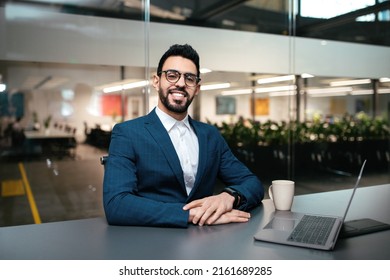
[103,123,189,228]
[215,129,264,210]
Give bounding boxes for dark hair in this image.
[157,44,200,77]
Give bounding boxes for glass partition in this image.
[0,0,389,227]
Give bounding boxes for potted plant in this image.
[43,115,52,134]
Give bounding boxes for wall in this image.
[1,5,390,132]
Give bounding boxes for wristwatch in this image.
[222,187,243,209]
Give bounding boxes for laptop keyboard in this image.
[287,215,337,246]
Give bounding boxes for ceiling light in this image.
[201,83,230,91]
[348,89,390,95]
[269,91,296,97]
[301,73,314,78]
[123,0,185,20]
[351,90,373,95]
[122,80,149,89]
[379,77,390,83]
[307,87,352,95]
[221,89,252,96]
[257,75,295,84]
[255,85,296,93]
[309,92,347,97]
[379,88,390,94]
[222,19,236,26]
[330,79,371,87]
[103,80,148,93]
[103,85,123,93]
[221,86,296,96]
[200,68,212,74]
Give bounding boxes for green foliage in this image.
[212,113,390,148]
[43,115,52,128]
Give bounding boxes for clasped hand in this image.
[183,192,250,226]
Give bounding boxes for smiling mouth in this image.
[169,91,187,100]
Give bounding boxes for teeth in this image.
[172,93,185,97]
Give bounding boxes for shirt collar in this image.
[155,106,190,132]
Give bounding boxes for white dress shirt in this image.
[155,107,199,195]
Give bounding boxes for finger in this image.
[231,216,250,223]
[192,211,204,225]
[198,207,220,226]
[190,206,208,225]
[188,207,202,224]
[183,198,204,210]
[203,206,227,225]
[195,203,219,226]
[232,210,251,219]
[210,214,250,225]
[214,210,251,225]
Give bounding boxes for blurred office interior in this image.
[0,0,389,227]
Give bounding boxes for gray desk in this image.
[1,184,389,260]
[24,130,76,157]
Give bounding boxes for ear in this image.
[194,84,201,96]
[152,74,160,90]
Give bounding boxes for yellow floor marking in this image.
[1,179,26,197]
[18,163,42,224]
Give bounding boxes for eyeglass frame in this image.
[158,69,201,87]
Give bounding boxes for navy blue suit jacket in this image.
[103,108,264,227]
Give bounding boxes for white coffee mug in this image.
[268,180,295,211]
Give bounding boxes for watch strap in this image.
[222,187,242,209]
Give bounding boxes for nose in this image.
[175,74,187,87]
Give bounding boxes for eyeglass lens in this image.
[163,70,199,87]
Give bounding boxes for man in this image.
[103,44,264,228]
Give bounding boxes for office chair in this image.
[100,155,108,165]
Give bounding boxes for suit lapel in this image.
[189,118,208,197]
[144,110,186,190]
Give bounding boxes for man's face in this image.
[153,56,200,119]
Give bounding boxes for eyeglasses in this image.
[159,69,201,87]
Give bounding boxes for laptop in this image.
[254,160,367,251]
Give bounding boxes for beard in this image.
[158,86,195,114]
